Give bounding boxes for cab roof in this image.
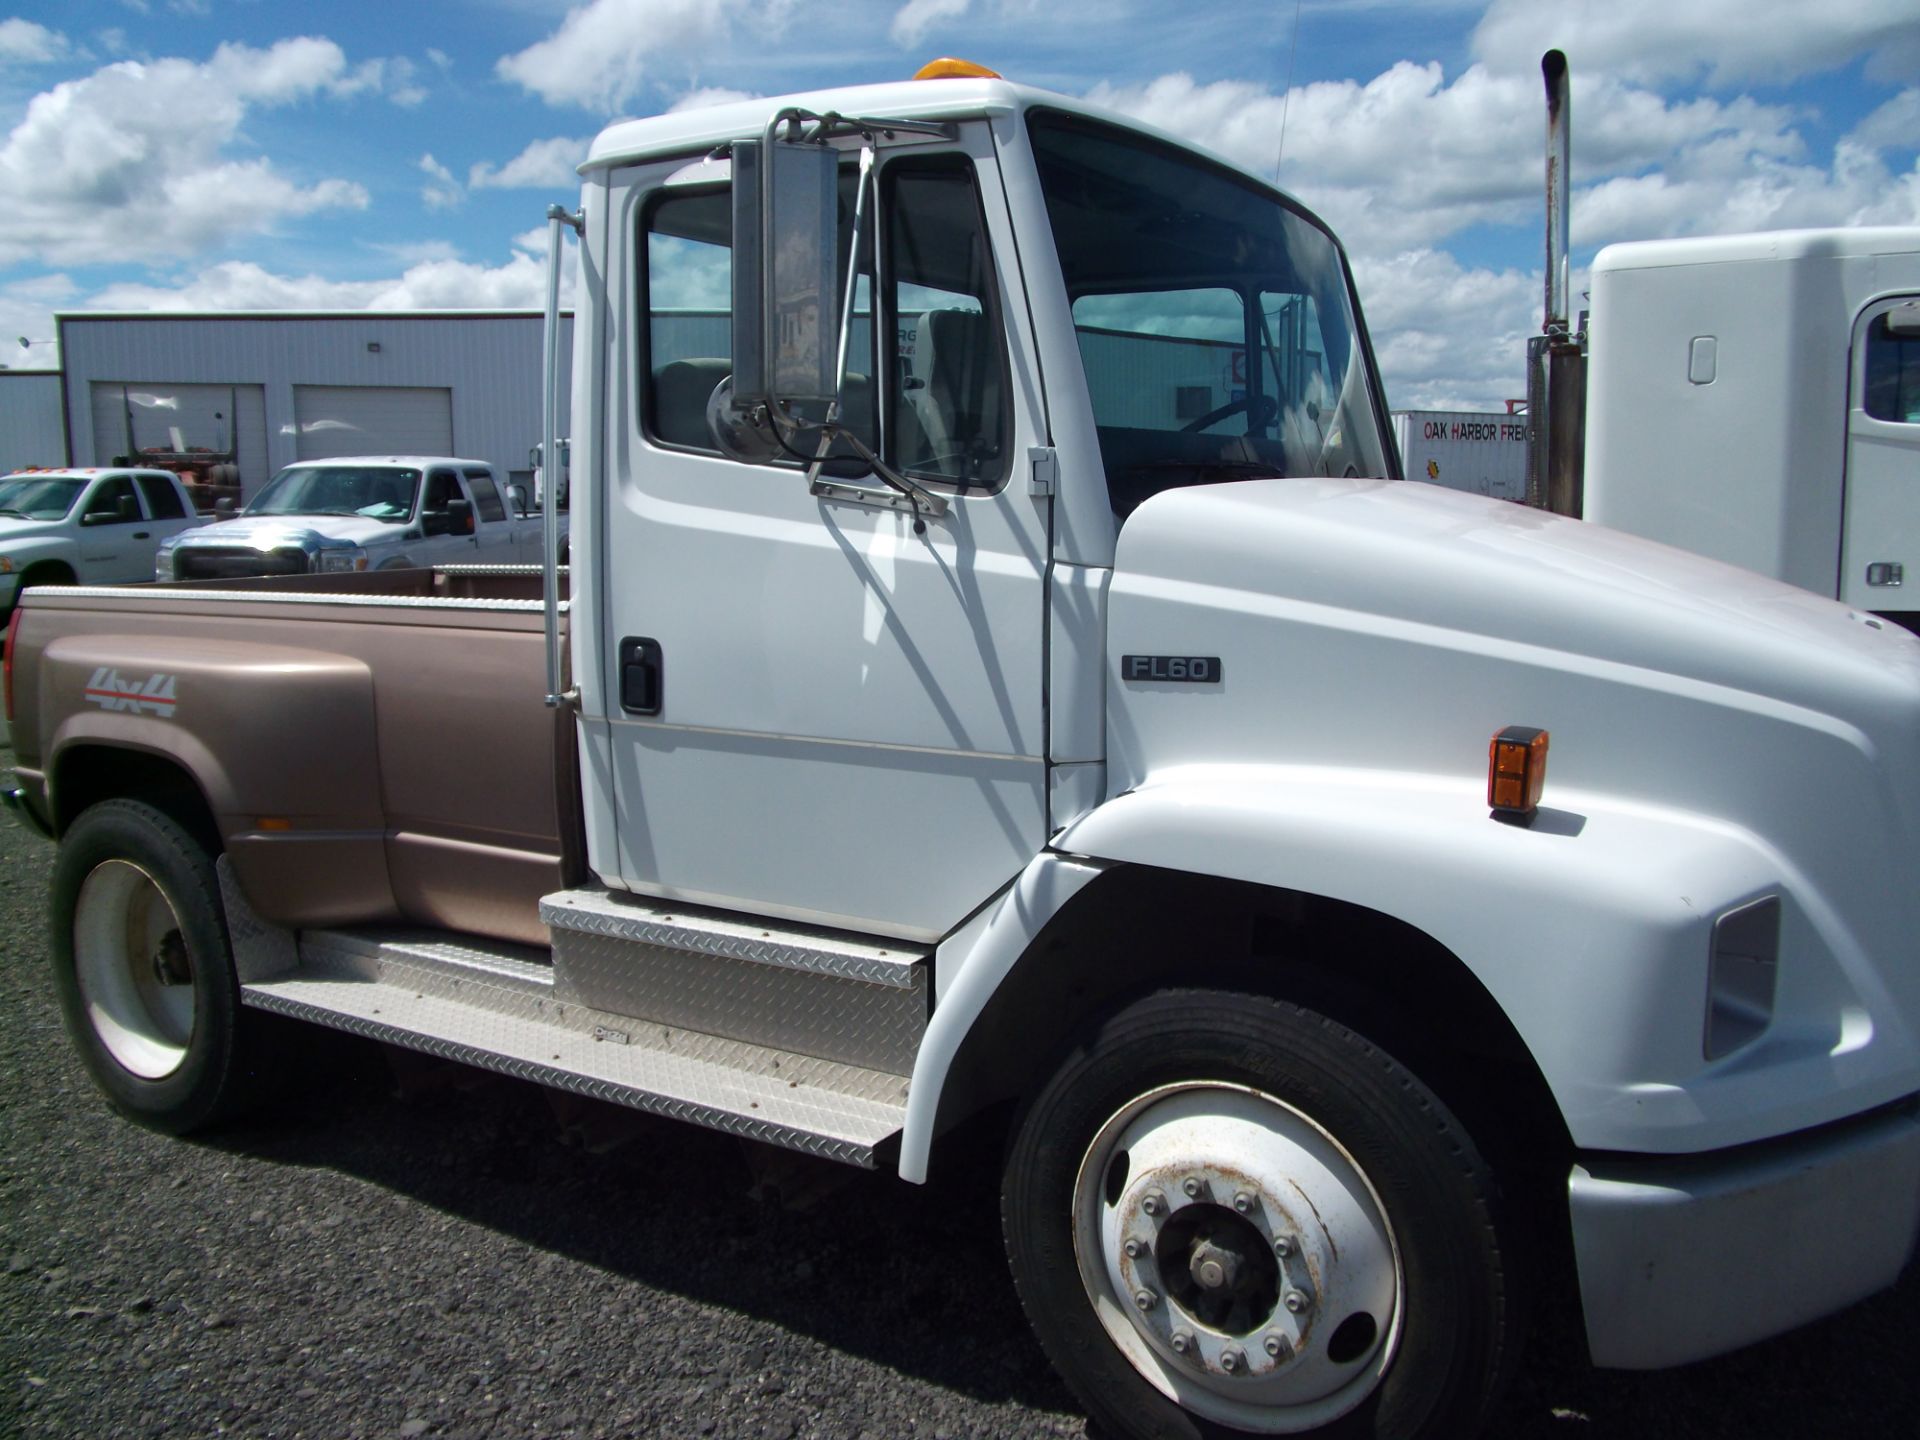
[584,75,1283,199]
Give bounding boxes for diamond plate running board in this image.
[540,886,930,1077]
[241,928,910,1168]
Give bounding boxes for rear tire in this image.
[1003,989,1516,1440]
[49,799,276,1132]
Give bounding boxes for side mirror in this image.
[507,484,530,516]
[215,497,236,516]
[724,134,839,437]
[446,497,474,535]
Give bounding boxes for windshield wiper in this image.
[0,507,30,518]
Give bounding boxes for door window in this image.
[1864,309,1920,424]
[464,467,508,522]
[83,476,141,524]
[640,155,1004,488]
[134,474,187,520]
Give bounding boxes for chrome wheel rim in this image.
[73,859,196,1079]
[1071,1082,1402,1433]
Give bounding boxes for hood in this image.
[0,516,64,545]
[1108,474,1920,985]
[165,513,405,552]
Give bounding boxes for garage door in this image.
[90,382,268,494]
[292,385,453,462]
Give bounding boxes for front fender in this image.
[1050,765,1920,1156]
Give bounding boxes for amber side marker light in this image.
[913,57,1003,80]
[1488,726,1549,826]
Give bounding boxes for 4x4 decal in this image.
[83,667,178,717]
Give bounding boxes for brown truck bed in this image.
[6,567,577,948]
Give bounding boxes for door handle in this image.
[619,637,663,715]
[133,531,151,539]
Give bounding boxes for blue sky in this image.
[2,0,1917,409]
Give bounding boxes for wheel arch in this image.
[51,742,223,858]
[18,559,79,588]
[921,863,1571,1184]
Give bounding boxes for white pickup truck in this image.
[0,467,206,615]
[155,455,546,580]
[6,67,1920,1440]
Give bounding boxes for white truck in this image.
[154,455,546,580]
[6,66,1920,1440]
[1578,230,1920,624]
[0,466,207,615]
[1525,52,1920,629]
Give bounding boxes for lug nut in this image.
[1170,1329,1195,1355]
[1142,1191,1167,1217]
[1273,1236,1296,1259]
[1123,1238,1146,1260]
[1182,1176,1203,1199]
[1284,1288,1312,1314]
[1264,1332,1293,1360]
[1220,1346,1246,1374]
[1133,1288,1159,1312]
[1233,1190,1256,1214]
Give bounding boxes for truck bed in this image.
[6,565,578,948]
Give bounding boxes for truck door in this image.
[1842,297,1920,619]
[596,129,1049,940]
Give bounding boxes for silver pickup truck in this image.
[155,455,549,579]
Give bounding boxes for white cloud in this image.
[80,246,575,314]
[420,153,462,210]
[1472,0,1920,87]
[1850,89,1920,154]
[497,0,784,113]
[0,39,398,267]
[0,19,71,65]
[891,0,972,48]
[426,48,452,73]
[469,136,591,191]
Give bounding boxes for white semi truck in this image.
[7,63,1920,1440]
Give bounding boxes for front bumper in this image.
[1570,1101,1920,1368]
[1,769,54,839]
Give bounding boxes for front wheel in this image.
[49,799,276,1133]
[1003,990,1516,1440]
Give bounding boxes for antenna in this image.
[1275,0,1305,183]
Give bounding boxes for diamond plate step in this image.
[241,928,910,1168]
[540,886,930,1077]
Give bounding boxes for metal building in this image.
[0,369,65,471]
[56,312,576,503]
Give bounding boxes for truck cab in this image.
[0,466,205,614]
[1576,230,1920,624]
[156,455,541,579]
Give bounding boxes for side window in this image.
[646,187,734,450]
[465,468,507,522]
[1864,309,1920,424]
[135,474,187,520]
[423,469,461,510]
[83,476,140,524]
[642,171,876,463]
[885,158,1007,486]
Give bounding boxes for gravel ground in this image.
[3,743,1918,1440]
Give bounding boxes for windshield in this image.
[0,476,85,520]
[1028,111,1391,517]
[245,466,419,521]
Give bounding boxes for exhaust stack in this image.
[1526,49,1587,516]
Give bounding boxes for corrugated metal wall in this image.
[0,371,66,470]
[57,313,576,499]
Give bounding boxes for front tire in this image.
[1003,990,1515,1440]
[50,800,271,1133]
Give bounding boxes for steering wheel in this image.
[1180,394,1280,434]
